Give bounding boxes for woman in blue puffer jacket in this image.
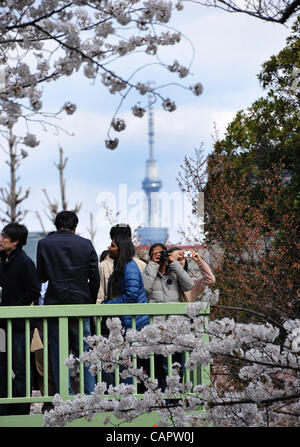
[102,234,149,331]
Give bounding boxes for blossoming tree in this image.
[0,0,204,221]
[43,295,300,427]
[0,0,204,150]
[176,17,299,395]
[1,1,298,220]
[193,0,300,24]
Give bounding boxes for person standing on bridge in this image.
[0,222,40,415]
[36,211,100,396]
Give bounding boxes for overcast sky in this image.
[0,5,293,254]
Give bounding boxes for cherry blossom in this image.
[0,1,203,149]
[43,289,300,427]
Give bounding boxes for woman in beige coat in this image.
[176,249,215,302]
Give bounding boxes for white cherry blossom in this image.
[42,293,300,427]
[0,1,203,148]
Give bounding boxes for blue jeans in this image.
[48,318,95,395]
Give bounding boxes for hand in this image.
[168,252,178,263]
[168,249,182,263]
[191,250,203,264]
[152,251,161,264]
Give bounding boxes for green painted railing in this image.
[0,302,210,427]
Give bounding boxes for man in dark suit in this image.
[37,211,100,395]
[0,222,41,415]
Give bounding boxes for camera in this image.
[159,250,170,263]
[184,250,192,258]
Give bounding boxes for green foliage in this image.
[258,16,300,100]
[203,19,300,323]
[206,17,300,222]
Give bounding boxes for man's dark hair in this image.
[1,222,28,247]
[149,243,167,259]
[110,223,132,240]
[54,211,79,230]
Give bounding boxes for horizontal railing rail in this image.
[0,302,210,424]
[0,302,210,318]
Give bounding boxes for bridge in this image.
[0,302,210,427]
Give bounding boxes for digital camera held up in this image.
[159,249,169,263]
[184,250,192,258]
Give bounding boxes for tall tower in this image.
[137,87,168,246]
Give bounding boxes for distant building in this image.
[137,87,168,245]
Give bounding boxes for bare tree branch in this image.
[186,0,300,24]
[86,212,97,244]
[0,127,30,223]
[37,146,82,229]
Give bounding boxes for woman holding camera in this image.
[141,244,195,392]
[142,243,195,304]
[176,249,215,302]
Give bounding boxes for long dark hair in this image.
[107,235,135,298]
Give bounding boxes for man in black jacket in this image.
[36,211,100,395]
[0,222,41,415]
